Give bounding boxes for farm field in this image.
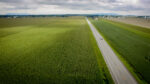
[90,18,150,84]
[0,17,113,84]
[108,17,150,29]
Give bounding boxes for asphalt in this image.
[86,18,137,84]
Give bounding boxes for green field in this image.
[90,18,150,83]
[0,17,113,84]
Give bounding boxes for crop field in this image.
[0,17,113,84]
[90,18,150,83]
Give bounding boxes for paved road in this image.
[86,18,137,84]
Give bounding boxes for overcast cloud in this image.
[0,0,150,15]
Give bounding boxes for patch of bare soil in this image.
[109,17,150,29]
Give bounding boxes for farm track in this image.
[86,18,137,84]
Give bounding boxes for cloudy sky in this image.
[0,0,150,15]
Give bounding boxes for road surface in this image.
[86,18,137,84]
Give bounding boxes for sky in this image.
[0,0,150,15]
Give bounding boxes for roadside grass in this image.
[0,17,113,84]
[90,18,150,84]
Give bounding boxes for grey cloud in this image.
[36,0,150,11]
[0,0,150,15]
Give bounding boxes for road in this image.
[86,18,137,84]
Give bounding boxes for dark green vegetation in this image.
[0,17,113,84]
[90,18,150,84]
